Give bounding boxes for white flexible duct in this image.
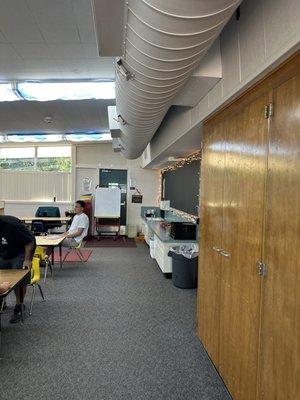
[116,0,241,159]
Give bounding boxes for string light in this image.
[161,150,202,173]
[156,170,163,206]
[155,148,203,221]
[170,208,198,224]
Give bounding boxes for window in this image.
[0,83,20,101]
[37,146,71,172]
[0,147,35,170]
[0,145,72,172]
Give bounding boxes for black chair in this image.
[31,220,46,236]
[35,206,62,232]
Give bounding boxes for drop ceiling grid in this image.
[0,0,114,80]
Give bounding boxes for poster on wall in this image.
[132,194,143,203]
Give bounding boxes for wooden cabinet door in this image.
[219,94,269,399]
[259,73,300,400]
[197,120,226,367]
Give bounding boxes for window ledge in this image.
[2,200,72,205]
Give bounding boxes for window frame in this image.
[0,143,73,173]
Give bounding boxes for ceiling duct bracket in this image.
[116,58,134,81]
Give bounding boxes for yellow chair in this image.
[34,246,53,282]
[29,257,45,316]
[62,240,86,265]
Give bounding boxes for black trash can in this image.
[168,249,198,289]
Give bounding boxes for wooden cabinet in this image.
[197,119,226,367]
[197,53,300,400]
[259,72,300,400]
[219,94,268,400]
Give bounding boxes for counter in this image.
[145,219,198,244]
[141,218,198,277]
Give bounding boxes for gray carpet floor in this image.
[0,243,230,400]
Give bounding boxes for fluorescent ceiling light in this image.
[0,83,20,101]
[65,133,112,142]
[18,81,115,101]
[6,134,63,143]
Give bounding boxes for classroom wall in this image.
[4,201,71,218]
[75,143,160,231]
[142,0,300,166]
[1,143,160,228]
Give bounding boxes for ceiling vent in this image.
[95,0,241,159]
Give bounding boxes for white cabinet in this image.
[153,234,173,274]
[142,219,197,277]
[141,221,150,245]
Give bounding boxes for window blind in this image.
[0,170,72,202]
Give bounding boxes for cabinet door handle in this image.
[220,250,230,258]
[212,246,221,253]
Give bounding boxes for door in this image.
[259,73,300,400]
[99,169,127,225]
[218,94,269,400]
[197,119,227,367]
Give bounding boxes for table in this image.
[18,216,71,224]
[35,235,65,269]
[0,269,31,353]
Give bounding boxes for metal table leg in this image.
[51,246,54,266]
[59,243,62,268]
[19,283,25,323]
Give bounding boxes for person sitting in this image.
[0,282,11,294]
[45,201,89,256]
[60,200,89,247]
[0,215,36,322]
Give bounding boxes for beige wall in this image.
[75,143,160,231]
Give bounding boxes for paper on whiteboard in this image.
[94,187,121,218]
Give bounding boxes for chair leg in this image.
[37,284,45,301]
[0,299,4,312]
[76,249,86,262]
[29,285,36,316]
[44,263,48,283]
[62,250,70,265]
[49,261,54,279]
[44,259,53,282]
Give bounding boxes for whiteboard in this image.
[94,187,121,218]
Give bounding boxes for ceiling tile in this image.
[0,0,33,22]
[47,43,84,59]
[86,58,115,78]
[55,58,87,70]
[82,43,99,59]
[0,21,44,43]
[13,43,52,60]
[38,22,80,43]
[0,44,22,61]
[22,59,61,70]
[0,30,8,43]
[0,1,114,81]
[27,0,75,24]
[0,99,114,133]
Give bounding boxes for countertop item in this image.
[144,218,197,244]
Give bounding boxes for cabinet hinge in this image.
[264,103,274,119]
[257,260,267,277]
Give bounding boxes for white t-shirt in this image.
[68,213,89,243]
